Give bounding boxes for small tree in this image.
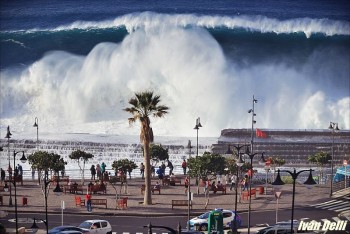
[69,150,94,185]
[150,144,169,168]
[308,151,331,183]
[111,159,137,196]
[269,157,286,180]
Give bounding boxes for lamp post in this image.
[42,170,63,234]
[193,117,202,156]
[328,122,339,197]
[30,218,47,234]
[272,169,317,233]
[33,117,39,149]
[10,150,27,234]
[248,95,257,153]
[227,144,248,234]
[243,151,265,234]
[186,140,193,230]
[4,126,12,206]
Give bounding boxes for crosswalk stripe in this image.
[335,207,350,212]
[314,200,343,207]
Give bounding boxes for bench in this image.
[141,185,161,195]
[242,188,257,200]
[12,175,23,186]
[116,197,128,210]
[169,178,181,186]
[162,177,170,186]
[75,196,85,207]
[88,183,107,194]
[64,184,84,194]
[172,200,192,209]
[210,185,227,194]
[91,198,107,209]
[52,176,69,185]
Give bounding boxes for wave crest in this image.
[29,12,350,38]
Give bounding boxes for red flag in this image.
[256,128,267,138]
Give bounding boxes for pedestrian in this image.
[184,176,189,194]
[96,164,101,180]
[139,163,145,179]
[101,162,106,174]
[17,164,23,176]
[241,175,249,191]
[156,166,164,182]
[151,165,155,178]
[0,168,5,184]
[86,191,92,212]
[127,167,132,179]
[204,180,210,197]
[31,166,35,180]
[8,165,12,180]
[167,160,174,176]
[230,174,237,191]
[90,165,96,180]
[182,159,187,175]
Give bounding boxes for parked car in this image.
[78,220,112,234]
[188,208,242,231]
[48,225,89,234]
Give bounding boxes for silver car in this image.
[78,220,112,234]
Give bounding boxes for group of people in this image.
[230,174,249,191]
[0,164,24,183]
[90,162,107,181]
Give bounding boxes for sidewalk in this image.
[0,176,334,230]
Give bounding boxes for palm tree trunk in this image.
[143,123,152,205]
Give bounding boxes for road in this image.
[1,207,341,233]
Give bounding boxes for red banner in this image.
[256,128,267,138]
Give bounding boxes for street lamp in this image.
[272,169,317,233]
[328,122,339,197]
[248,95,257,153]
[10,150,27,234]
[227,144,248,234]
[4,126,12,206]
[30,217,47,234]
[186,140,193,230]
[42,171,63,234]
[243,150,265,234]
[193,117,202,156]
[33,117,39,149]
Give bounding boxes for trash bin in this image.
[258,186,264,194]
[22,196,28,206]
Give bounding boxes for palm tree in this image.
[124,91,169,205]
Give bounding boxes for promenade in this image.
[1,175,348,233]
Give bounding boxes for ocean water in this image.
[1,0,350,139]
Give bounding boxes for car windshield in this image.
[198,212,210,219]
[78,222,92,229]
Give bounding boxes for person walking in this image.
[182,159,187,175]
[230,174,237,191]
[0,168,5,184]
[139,163,145,179]
[86,191,92,212]
[167,160,174,176]
[31,166,35,180]
[184,176,189,194]
[90,165,96,180]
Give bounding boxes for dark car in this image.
[48,226,89,234]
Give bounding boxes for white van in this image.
[78,220,112,234]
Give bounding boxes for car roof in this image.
[82,220,109,222]
[50,226,80,229]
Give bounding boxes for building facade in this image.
[212,129,350,168]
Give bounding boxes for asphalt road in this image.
[1,207,341,233]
